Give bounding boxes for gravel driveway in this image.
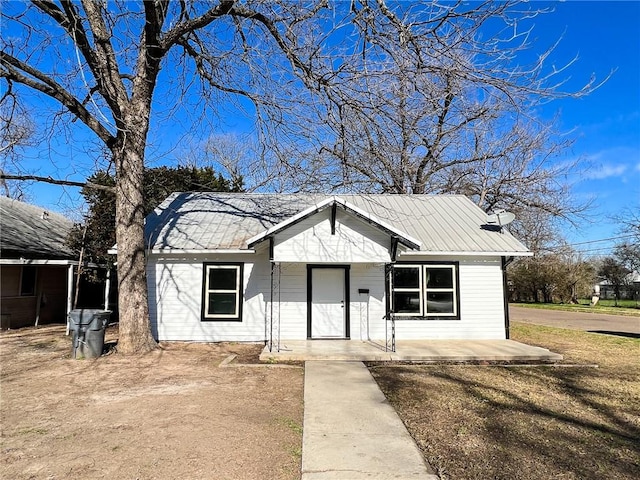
[510,306,640,337]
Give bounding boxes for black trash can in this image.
[68,309,111,359]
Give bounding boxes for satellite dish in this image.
[486,209,516,228]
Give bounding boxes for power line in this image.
[573,247,617,254]
[541,234,638,253]
[561,234,637,247]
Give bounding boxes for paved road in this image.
[510,306,640,337]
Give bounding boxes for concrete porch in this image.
[259,339,563,362]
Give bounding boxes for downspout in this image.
[502,256,515,339]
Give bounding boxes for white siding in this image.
[273,209,391,263]
[392,256,506,340]
[348,264,387,340]
[273,263,308,340]
[272,263,388,341]
[147,252,269,342]
[148,252,507,342]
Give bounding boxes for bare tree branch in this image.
[0,52,115,145]
[0,173,115,192]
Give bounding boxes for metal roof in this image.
[145,192,530,255]
[0,196,75,260]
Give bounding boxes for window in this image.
[202,263,243,321]
[424,267,456,316]
[392,265,422,316]
[20,266,37,296]
[390,263,459,319]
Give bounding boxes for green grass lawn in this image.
[370,323,640,480]
[511,299,639,316]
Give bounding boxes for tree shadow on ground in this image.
[588,330,640,339]
[372,357,639,480]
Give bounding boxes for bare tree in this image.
[287,2,602,230]
[509,246,595,304]
[598,257,631,306]
[1,89,34,199]
[613,207,640,273]
[1,0,345,353]
[1,1,604,353]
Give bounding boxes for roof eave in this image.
[148,248,256,255]
[399,250,532,257]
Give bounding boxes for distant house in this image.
[0,197,106,329]
[138,193,531,349]
[599,271,640,300]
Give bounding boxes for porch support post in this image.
[275,263,281,352]
[384,263,396,352]
[269,261,274,352]
[65,263,74,335]
[330,202,337,235]
[268,237,275,352]
[34,271,43,327]
[390,236,399,263]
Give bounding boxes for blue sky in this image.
[531,1,640,255]
[7,0,640,257]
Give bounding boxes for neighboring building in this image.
[140,193,531,349]
[599,271,640,300]
[0,196,106,329]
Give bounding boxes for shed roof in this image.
[0,196,75,260]
[145,192,530,256]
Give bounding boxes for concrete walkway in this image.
[302,361,439,479]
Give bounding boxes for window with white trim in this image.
[392,265,422,316]
[390,263,459,318]
[202,263,243,321]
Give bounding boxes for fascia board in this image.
[399,250,533,257]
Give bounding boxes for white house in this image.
[143,193,531,350]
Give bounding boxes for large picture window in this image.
[390,263,459,319]
[202,263,243,321]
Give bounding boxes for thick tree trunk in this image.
[113,133,157,354]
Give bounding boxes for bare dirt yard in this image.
[0,325,303,480]
[371,323,640,480]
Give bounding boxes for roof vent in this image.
[41,211,49,220]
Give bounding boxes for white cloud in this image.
[584,163,627,180]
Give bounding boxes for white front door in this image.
[311,268,346,338]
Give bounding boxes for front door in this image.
[309,267,349,338]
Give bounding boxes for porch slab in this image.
[259,339,563,362]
